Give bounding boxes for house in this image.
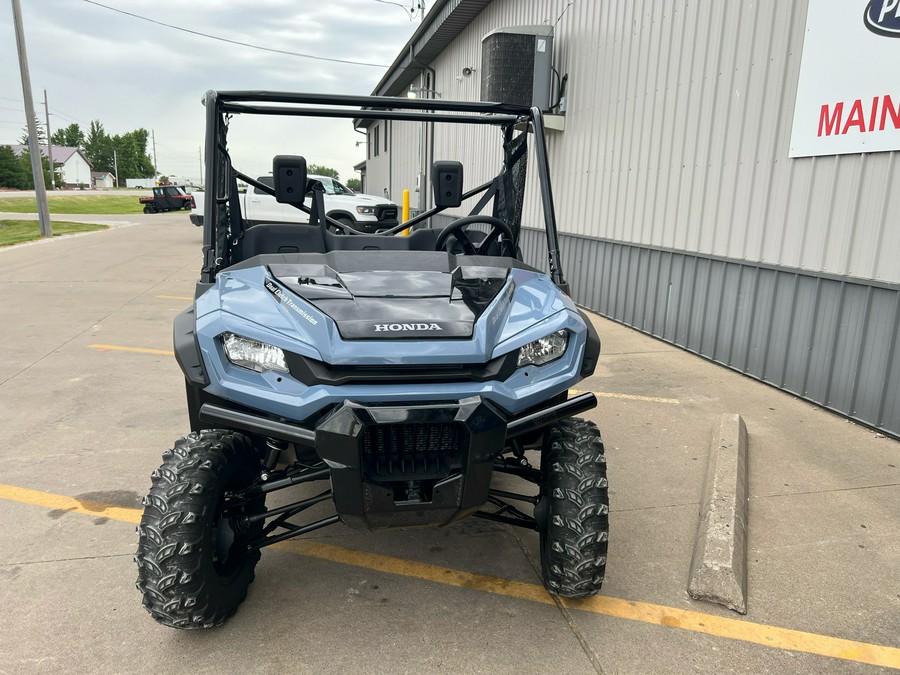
[10,145,92,188]
[360,0,900,437]
[91,171,115,189]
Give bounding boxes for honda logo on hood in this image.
[374,323,443,332]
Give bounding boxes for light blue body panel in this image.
[195,263,589,421]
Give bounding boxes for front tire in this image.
[535,418,609,598]
[135,430,265,629]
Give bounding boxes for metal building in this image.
[359,0,900,438]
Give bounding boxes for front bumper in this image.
[198,392,597,531]
[353,217,399,233]
[317,397,504,530]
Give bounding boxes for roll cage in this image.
[200,90,568,290]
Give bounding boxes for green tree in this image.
[70,119,155,178]
[307,164,339,180]
[51,123,85,148]
[18,117,46,146]
[15,148,54,190]
[111,128,154,178]
[345,177,361,192]
[83,120,114,173]
[0,145,29,189]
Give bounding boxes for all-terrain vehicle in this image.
[135,91,608,629]
[139,185,194,213]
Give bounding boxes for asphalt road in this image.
[0,213,897,673]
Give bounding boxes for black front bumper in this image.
[197,392,597,531]
[354,218,399,234]
[316,397,505,530]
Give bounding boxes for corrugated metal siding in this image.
[388,121,421,207]
[520,230,900,437]
[423,0,899,282]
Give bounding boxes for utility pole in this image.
[11,0,51,236]
[151,129,158,180]
[43,88,55,190]
[113,149,119,188]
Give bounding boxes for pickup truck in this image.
[190,175,399,233]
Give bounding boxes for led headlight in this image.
[517,329,569,367]
[355,205,375,215]
[222,333,288,373]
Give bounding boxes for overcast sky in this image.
[1,0,432,185]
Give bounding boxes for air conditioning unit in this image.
[481,26,553,110]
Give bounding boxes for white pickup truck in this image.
[190,175,399,233]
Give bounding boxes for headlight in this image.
[355,205,375,215]
[517,330,569,367]
[222,333,288,373]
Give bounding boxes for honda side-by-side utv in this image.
[135,91,608,629]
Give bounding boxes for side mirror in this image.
[432,161,463,208]
[273,156,307,204]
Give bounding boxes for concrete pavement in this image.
[0,214,897,673]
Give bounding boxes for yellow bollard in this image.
[401,189,410,236]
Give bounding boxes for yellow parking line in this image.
[0,484,141,524]
[88,344,174,356]
[570,389,680,404]
[157,295,192,300]
[287,540,899,669]
[0,483,897,669]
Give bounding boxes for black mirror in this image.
[432,161,463,208]
[273,156,307,204]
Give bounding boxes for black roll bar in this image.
[220,103,521,126]
[215,90,532,116]
[530,107,567,291]
[200,90,567,290]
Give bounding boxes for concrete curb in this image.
[688,413,749,614]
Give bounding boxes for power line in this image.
[81,0,391,69]
[49,107,86,125]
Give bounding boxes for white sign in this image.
[789,0,900,157]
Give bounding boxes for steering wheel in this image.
[434,215,516,256]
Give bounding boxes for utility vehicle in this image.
[135,91,608,629]
[139,185,194,213]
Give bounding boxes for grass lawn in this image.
[0,219,109,246]
[0,194,144,214]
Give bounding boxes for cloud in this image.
[1,0,427,182]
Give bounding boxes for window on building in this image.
[373,125,380,157]
[384,122,389,153]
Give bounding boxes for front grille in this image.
[375,204,398,221]
[362,422,466,481]
[285,352,517,385]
